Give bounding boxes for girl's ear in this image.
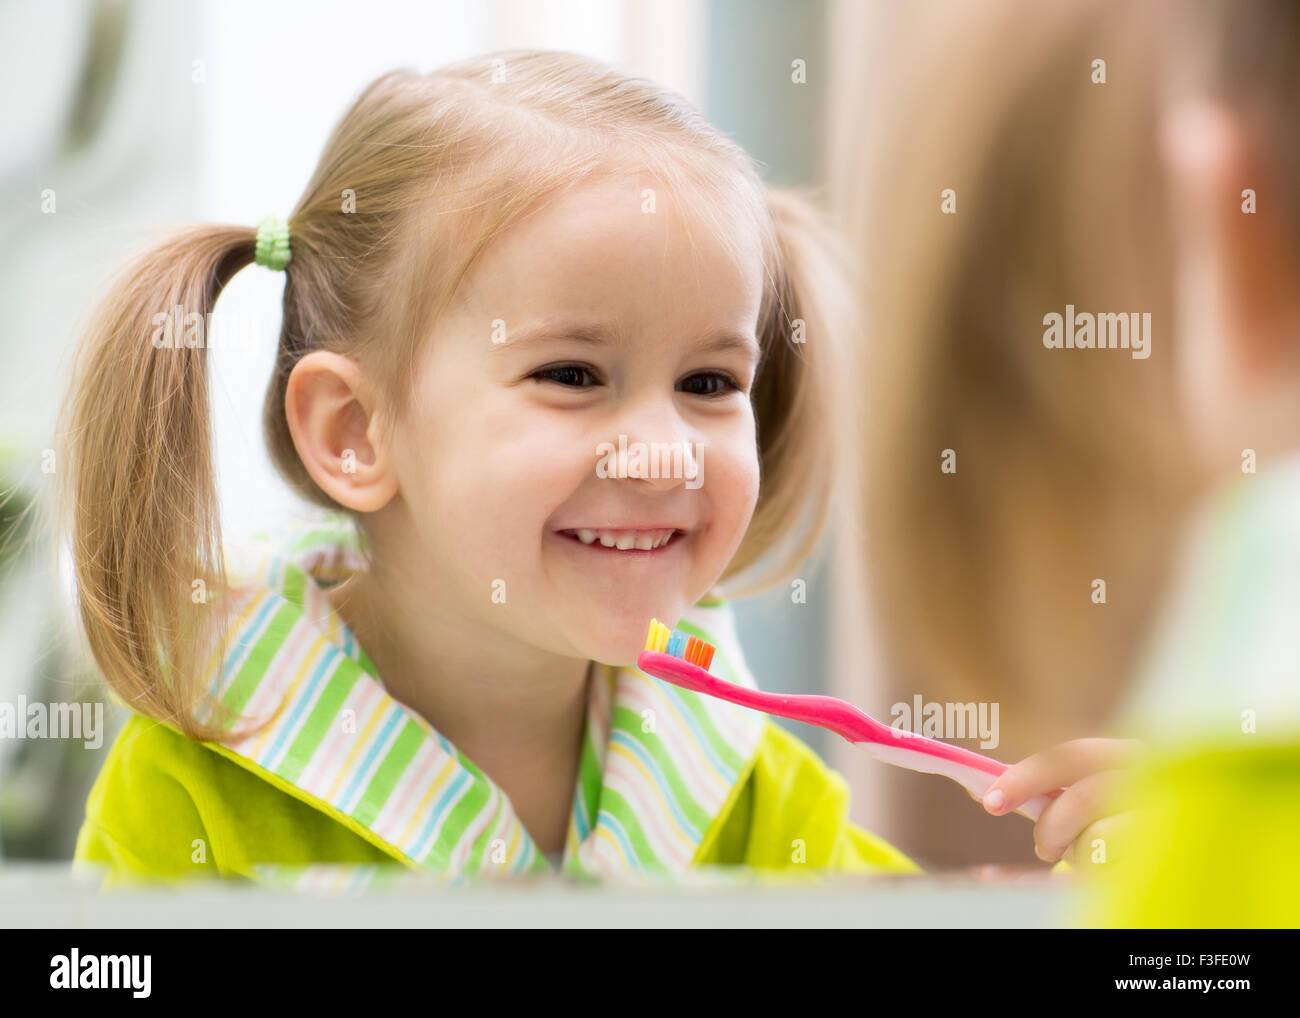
[284,351,399,512]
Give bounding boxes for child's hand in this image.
[974,738,1145,865]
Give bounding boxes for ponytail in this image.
[720,187,857,596]
[57,224,259,742]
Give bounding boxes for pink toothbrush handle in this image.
[858,737,1055,822]
[638,651,1059,822]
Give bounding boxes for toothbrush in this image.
[638,619,1059,822]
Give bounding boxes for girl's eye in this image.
[677,372,741,397]
[531,364,599,388]
[529,365,741,396]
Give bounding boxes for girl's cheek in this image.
[705,435,761,535]
[713,418,760,498]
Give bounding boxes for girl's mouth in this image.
[554,527,685,553]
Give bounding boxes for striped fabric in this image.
[198,513,767,887]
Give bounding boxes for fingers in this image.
[1029,769,1128,862]
[982,738,1145,816]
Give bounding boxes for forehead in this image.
[453,174,766,326]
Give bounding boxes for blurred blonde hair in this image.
[840,0,1236,747]
[56,51,851,742]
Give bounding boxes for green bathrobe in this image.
[74,515,921,889]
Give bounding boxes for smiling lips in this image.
[557,528,682,551]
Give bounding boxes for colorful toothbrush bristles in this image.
[644,618,716,671]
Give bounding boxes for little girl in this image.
[59,50,924,887]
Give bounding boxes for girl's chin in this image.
[571,616,685,669]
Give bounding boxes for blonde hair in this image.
[846,0,1300,749]
[843,0,1216,749]
[57,50,851,742]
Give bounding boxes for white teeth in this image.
[565,528,678,550]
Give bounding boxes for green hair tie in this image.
[254,214,292,271]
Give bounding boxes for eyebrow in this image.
[492,322,761,361]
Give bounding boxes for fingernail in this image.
[1035,844,1053,862]
[983,788,1005,813]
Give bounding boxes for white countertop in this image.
[0,863,1082,928]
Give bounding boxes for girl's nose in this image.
[601,401,702,490]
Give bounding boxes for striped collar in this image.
[198,514,767,885]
